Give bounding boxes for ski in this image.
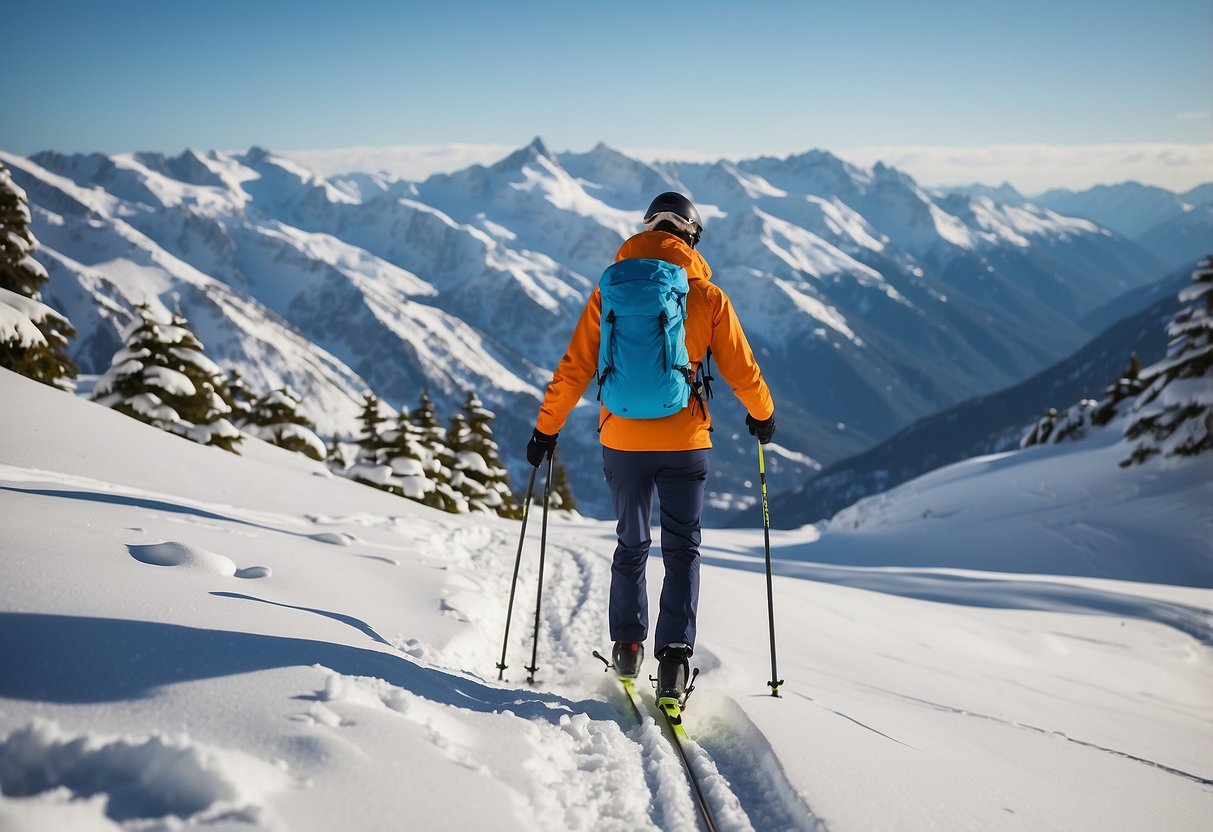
[594,651,718,832]
[654,680,718,832]
[593,650,646,724]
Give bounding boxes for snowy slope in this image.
[2,366,1211,831]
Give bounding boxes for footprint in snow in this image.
[126,541,271,579]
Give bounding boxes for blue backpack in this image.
[597,258,694,419]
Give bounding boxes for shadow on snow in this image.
[0,612,614,723]
[700,555,1213,645]
[0,486,312,540]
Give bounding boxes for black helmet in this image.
[643,192,702,247]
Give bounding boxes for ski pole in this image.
[496,465,538,681]
[525,447,556,685]
[758,441,783,696]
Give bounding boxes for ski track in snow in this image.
[691,695,826,832]
[431,516,815,831]
[868,686,1213,788]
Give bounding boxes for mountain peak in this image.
[244,146,272,165]
[489,137,563,176]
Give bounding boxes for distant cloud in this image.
[281,143,515,181]
[1177,111,1211,121]
[833,143,1213,194]
[280,141,1213,195]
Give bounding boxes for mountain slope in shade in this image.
[1034,181,1198,239]
[749,267,1192,529]
[1135,204,1213,272]
[1033,181,1213,271]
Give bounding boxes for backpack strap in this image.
[596,309,617,401]
[690,347,715,419]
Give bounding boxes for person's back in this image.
[527,192,776,705]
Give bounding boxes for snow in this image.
[125,392,181,424]
[2,364,1211,831]
[347,461,395,486]
[0,301,47,349]
[247,422,327,460]
[0,286,66,347]
[169,346,222,377]
[804,195,886,252]
[141,365,196,397]
[0,719,290,829]
[186,417,241,445]
[455,450,491,476]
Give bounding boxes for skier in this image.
[527,192,775,706]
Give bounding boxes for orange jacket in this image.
[536,231,774,451]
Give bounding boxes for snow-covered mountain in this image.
[1032,181,1213,270]
[1,140,1172,520]
[2,364,1210,830]
[753,266,1193,528]
[1034,181,1202,239]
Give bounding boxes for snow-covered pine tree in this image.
[411,389,465,513]
[551,462,578,513]
[1122,257,1213,465]
[326,433,351,473]
[1021,408,1059,448]
[527,458,576,512]
[93,303,241,452]
[1090,354,1143,427]
[245,385,327,461]
[348,392,397,493]
[225,368,256,428]
[450,393,518,517]
[0,162,76,389]
[355,392,387,462]
[1023,353,1147,449]
[382,406,435,502]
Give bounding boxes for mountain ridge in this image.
[3,139,1180,519]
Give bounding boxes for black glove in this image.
[746,413,776,445]
[526,428,559,467]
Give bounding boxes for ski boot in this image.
[654,643,696,712]
[611,641,644,679]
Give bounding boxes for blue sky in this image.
[6,0,1211,188]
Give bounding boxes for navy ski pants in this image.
[603,447,708,652]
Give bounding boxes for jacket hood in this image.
[615,231,712,282]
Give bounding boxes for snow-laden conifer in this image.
[0,162,76,389]
[1123,257,1213,465]
[411,389,466,513]
[527,460,579,514]
[1022,353,1147,449]
[93,303,241,452]
[381,406,436,502]
[225,369,256,428]
[245,385,327,461]
[449,393,518,517]
[326,432,351,473]
[551,462,578,514]
[348,392,397,491]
